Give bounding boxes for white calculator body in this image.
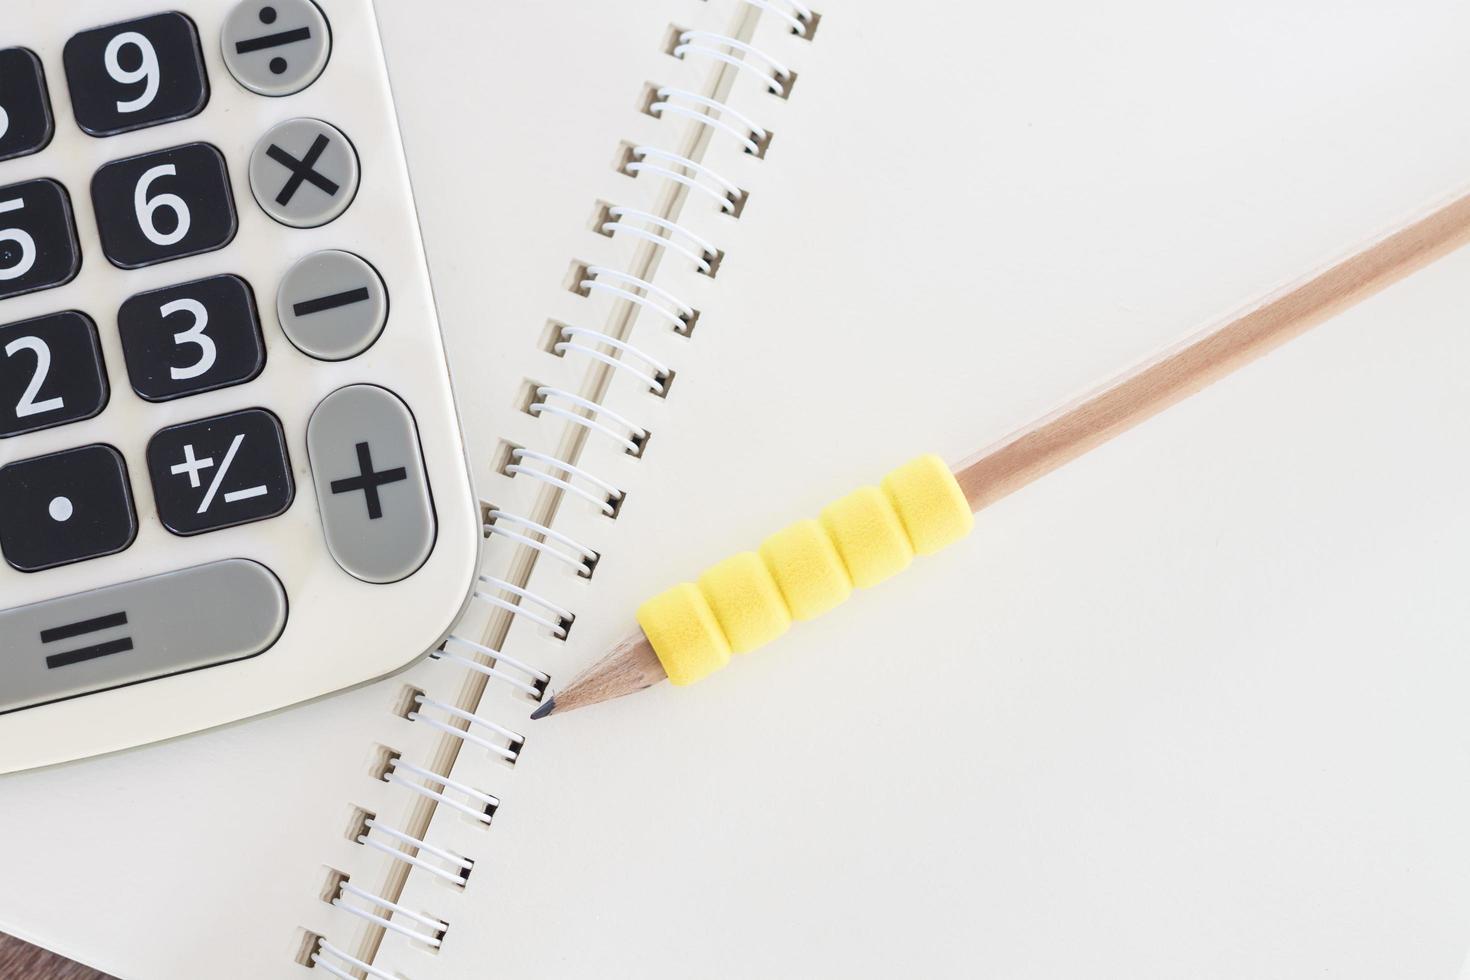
[0,0,481,773]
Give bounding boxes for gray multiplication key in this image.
[0,559,287,713]
[248,117,359,228]
[277,250,388,360]
[221,0,332,97]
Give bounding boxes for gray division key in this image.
[0,559,286,713]
[248,117,359,228]
[308,385,436,584]
[276,250,387,360]
[222,0,332,97]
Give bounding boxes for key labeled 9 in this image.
[64,12,209,138]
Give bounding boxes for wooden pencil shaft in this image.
[550,186,1470,719]
[955,189,1470,511]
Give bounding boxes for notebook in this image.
[5,0,1470,977]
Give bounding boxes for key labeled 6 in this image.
[92,143,237,269]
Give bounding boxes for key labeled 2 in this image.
[0,311,108,438]
[63,12,209,137]
[119,275,265,401]
[146,409,293,536]
[0,178,82,302]
[92,143,237,269]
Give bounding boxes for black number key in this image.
[63,13,209,137]
[0,445,137,572]
[91,143,236,269]
[0,311,109,438]
[0,178,82,302]
[0,48,55,162]
[146,409,293,536]
[118,275,265,402]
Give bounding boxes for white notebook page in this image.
[375,1,1470,978]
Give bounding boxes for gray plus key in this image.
[308,385,436,584]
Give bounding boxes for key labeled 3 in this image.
[119,275,265,401]
[146,409,293,536]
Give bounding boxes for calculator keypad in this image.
[91,142,237,269]
[118,274,266,401]
[0,179,82,302]
[0,445,137,572]
[145,408,294,536]
[0,48,55,162]
[0,0,482,762]
[62,13,209,138]
[0,311,108,437]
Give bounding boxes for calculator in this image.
[0,0,481,774]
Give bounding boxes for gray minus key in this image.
[277,250,388,361]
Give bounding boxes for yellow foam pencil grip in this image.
[636,455,974,686]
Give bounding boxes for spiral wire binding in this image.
[313,939,400,980]
[555,325,673,393]
[359,817,475,886]
[504,447,625,516]
[334,879,448,948]
[409,694,524,763]
[385,756,499,824]
[647,88,767,156]
[673,32,792,95]
[474,573,575,636]
[527,386,649,457]
[626,146,744,211]
[484,506,602,574]
[677,31,792,84]
[304,3,814,972]
[580,263,697,329]
[742,0,816,36]
[433,638,550,699]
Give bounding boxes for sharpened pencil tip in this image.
[529,696,556,720]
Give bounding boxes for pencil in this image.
[531,186,1470,720]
